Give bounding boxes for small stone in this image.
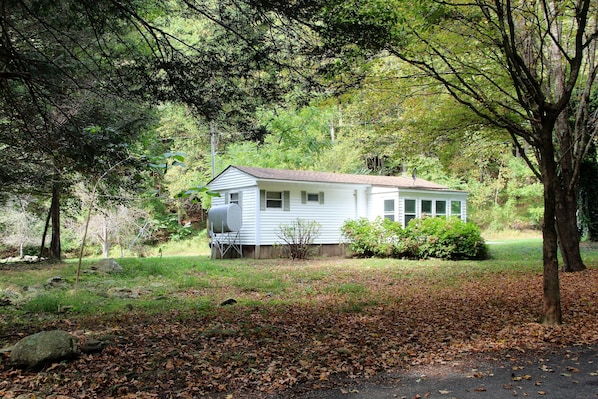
[44,276,69,289]
[81,339,104,354]
[220,298,237,306]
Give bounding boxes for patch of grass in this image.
[486,238,543,263]
[21,289,107,314]
[325,282,368,295]
[1,239,596,325]
[154,232,211,257]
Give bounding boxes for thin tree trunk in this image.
[39,206,51,258]
[49,183,61,260]
[101,216,110,258]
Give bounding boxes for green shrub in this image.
[341,217,404,257]
[408,217,487,260]
[342,216,487,260]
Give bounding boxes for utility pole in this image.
[210,121,217,179]
[330,117,335,143]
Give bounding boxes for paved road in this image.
[272,345,598,399]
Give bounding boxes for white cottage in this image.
[207,165,468,258]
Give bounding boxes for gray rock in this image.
[11,330,78,369]
[44,276,69,289]
[93,258,124,273]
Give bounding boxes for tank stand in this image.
[210,223,243,259]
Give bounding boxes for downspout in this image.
[255,186,261,259]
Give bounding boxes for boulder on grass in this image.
[93,258,123,274]
[11,330,78,369]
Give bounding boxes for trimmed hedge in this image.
[341,216,488,260]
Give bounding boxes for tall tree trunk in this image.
[547,0,586,273]
[554,109,586,272]
[556,184,586,272]
[49,183,61,260]
[539,134,563,325]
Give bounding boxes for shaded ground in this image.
[273,345,598,399]
[0,262,597,398]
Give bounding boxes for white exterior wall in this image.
[367,186,400,221]
[208,168,258,245]
[257,182,366,245]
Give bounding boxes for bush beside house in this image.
[342,217,487,260]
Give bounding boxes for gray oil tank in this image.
[208,203,242,233]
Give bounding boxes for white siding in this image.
[209,167,256,191]
[367,186,400,220]
[208,168,258,245]
[256,182,361,245]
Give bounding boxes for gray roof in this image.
[229,165,458,191]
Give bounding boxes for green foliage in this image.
[277,218,322,260]
[342,216,487,260]
[341,217,412,258]
[408,217,488,260]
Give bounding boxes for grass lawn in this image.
[0,238,597,398]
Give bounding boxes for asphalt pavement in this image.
[272,345,598,399]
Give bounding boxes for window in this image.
[266,191,283,208]
[260,190,290,211]
[229,192,239,205]
[421,200,432,216]
[451,200,462,218]
[301,191,325,204]
[384,199,395,221]
[435,200,446,217]
[404,199,416,225]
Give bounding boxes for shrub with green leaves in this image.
[342,216,487,260]
[341,217,408,258]
[408,217,487,260]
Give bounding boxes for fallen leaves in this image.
[0,265,597,398]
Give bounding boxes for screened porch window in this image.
[435,200,446,217]
[451,200,462,218]
[421,200,432,216]
[404,199,416,226]
[384,199,395,221]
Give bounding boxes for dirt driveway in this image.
[271,345,598,399]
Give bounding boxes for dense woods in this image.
[1,0,597,325]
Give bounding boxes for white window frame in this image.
[266,191,283,209]
[421,199,433,216]
[451,200,462,219]
[404,199,417,226]
[229,192,240,205]
[384,199,395,221]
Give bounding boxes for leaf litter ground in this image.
[0,261,597,398]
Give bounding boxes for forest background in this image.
[0,0,595,261]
